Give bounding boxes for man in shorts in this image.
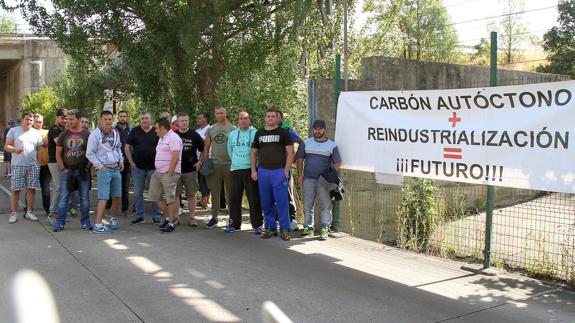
[149,118,182,233]
[5,112,44,223]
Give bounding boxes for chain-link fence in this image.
[336,76,575,282]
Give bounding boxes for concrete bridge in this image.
[0,35,65,126]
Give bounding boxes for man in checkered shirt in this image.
[4,112,45,224]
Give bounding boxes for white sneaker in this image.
[24,211,38,221]
[290,219,299,231]
[9,212,18,223]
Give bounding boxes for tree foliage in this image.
[495,0,528,66]
[358,0,460,66]
[1,0,346,122]
[0,10,15,33]
[21,86,59,126]
[537,0,575,78]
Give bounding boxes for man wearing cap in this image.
[296,119,341,240]
[3,119,16,177]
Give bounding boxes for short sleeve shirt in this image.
[206,123,235,165]
[296,138,341,179]
[7,127,43,166]
[127,126,158,170]
[252,127,293,169]
[154,130,183,173]
[176,129,204,173]
[57,129,90,168]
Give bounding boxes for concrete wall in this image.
[0,38,66,126]
[309,56,571,243]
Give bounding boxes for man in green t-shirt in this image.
[198,106,236,228]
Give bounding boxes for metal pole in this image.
[484,31,497,269]
[333,53,341,232]
[343,0,349,91]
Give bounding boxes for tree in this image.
[0,10,15,33]
[537,0,575,78]
[358,0,460,64]
[1,0,346,116]
[497,0,528,66]
[21,87,59,126]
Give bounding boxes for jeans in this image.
[48,163,62,214]
[257,168,290,231]
[56,169,91,227]
[39,165,52,214]
[132,166,161,221]
[303,178,333,229]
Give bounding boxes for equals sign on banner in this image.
[443,147,462,159]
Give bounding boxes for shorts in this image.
[11,165,40,191]
[96,168,122,200]
[149,172,181,204]
[176,171,199,196]
[3,151,11,162]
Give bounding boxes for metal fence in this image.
[335,76,575,282]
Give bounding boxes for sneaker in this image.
[152,217,161,225]
[319,227,329,240]
[110,218,118,230]
[8,212,18,224]
[81,223,93,231]
[92,225,113,234]
[300,227,314,237]
[47,214,56,225]
[188,218,198,227]
[160,223,175,233]
[159,219,169,229]
[254,226,262,235]
[280,230,291,241]
[290,219,299,231]
[223,226,236,233]
[206,218,218,229]
[53,223,65,232]
[130,217,145,225]
[24,211,39,221]
[261,228,278,238]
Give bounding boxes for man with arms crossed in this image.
[86,110,125,233]
[297,120,341,240]
[149,118,182,233]
[53,110,93,232]
[250,109,294,240]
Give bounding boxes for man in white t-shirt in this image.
[4,112,44,223]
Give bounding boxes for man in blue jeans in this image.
[53,110,92,232]
[87,110,125,234]
[296,120,341,240]
[250,109,294,241]
[125,112,161,224]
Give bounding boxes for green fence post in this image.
[333,53,341,232]
[484,31,497,269]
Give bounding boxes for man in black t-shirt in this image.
[47,108,68,223]
[174,112,204,226]
[125,112,161,224]
[250,109,294,241]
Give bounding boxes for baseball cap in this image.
[7,119,16,126]
[312,119,326,129]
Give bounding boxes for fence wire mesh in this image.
[336,76,575,282]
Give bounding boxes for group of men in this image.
[3,106,341,241]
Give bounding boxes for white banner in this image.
[335,81,575,193]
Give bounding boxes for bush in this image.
[396,178,437,252]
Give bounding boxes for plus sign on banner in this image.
[334,81,575,193]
